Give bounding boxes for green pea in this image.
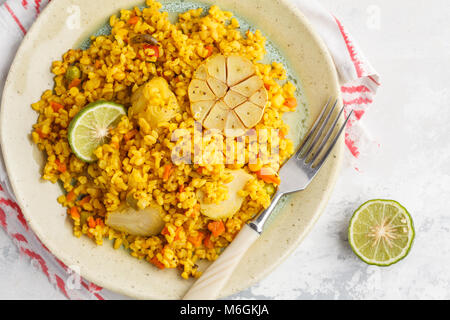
[65,65,81,83]
[264,183,275,195]
[80,211,93,226]
[126,193,139,210]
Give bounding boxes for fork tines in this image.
[297,98,353,169]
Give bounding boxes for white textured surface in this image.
[1,0,450,299]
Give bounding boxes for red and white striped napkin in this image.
[0,0,379,299]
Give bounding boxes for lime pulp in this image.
[348,199,415,266]
[68,101,126,162]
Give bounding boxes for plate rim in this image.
[0,0,343,299]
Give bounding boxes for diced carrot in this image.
[35,128,48,139]
[95,218,104,226]
[124,129,138,141]
[256,167,281,185]
[50,101,64,112]
[266,175,281,185]
[150,256,165,269]
[79,196,91,206]
[205,45,214,57]
[264,83,271,91]
[162,164,173,182]
[196,166,204,174]
[143,44,160,58]
[66,191,76,202]
[279,127,287,139]
[69,207,80,219]
[59,163,67,173]
[178,184,185,193]
[87,216,96,228]
[284,97,297,109]
[188,232,205,248]
[208,221,225,237]
[161,226,170,236]
[128,16,139,25]
[203,233,214,249]
[94,60,101,69]
[55,159,67,173]
[68,78,81,89]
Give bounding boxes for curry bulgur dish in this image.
[31,0,299,279]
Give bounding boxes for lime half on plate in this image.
[68,101,126,162]
[348,199,415,266]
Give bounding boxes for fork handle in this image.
[182,224,259,300]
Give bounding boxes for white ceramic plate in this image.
[0,0,343,299]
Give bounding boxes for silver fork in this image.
[183,99,353,300]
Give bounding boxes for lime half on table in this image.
[348,199,415,266]
[68,101,126,162]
